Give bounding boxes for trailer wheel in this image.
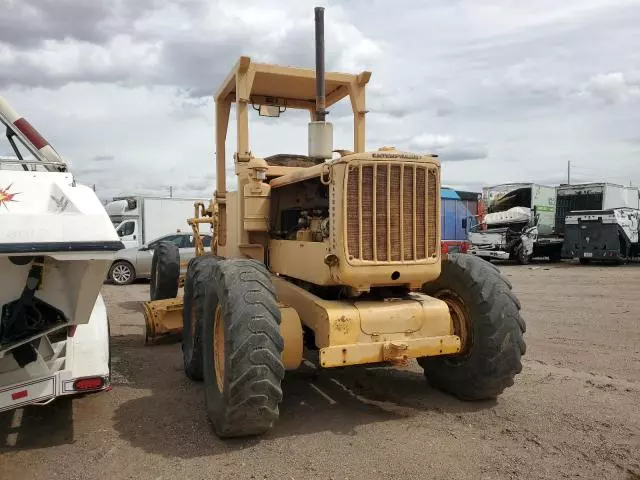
[150,241,180,301]
[201,259,284,438]
[419,253,526,400]
[182,254,222,381]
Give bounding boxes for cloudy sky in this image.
[1,0,639,201]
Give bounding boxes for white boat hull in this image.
[0,168,122,354]
[0,95,118,404]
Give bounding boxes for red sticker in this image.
[11,390,28,401]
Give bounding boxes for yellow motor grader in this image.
[143,7,526,438]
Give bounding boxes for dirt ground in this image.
[1,261,639,479]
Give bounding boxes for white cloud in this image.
[2,0,640,200]
[407,134,488,161]
[578,72,640,104]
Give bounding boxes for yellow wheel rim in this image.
[435,290,471,356]
[190,295,197,341]
[213,305,225,392]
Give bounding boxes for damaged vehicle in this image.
[468,183,563,264]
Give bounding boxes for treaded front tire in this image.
[419,253,526,401]
[150,241,180,301]
[182,254,222,381]
[201,258,284,438]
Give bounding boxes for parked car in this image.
[107,231,212,285]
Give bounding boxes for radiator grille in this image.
[346,163,438,262]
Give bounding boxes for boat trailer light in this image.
[73,377,105,391]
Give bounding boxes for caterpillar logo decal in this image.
[0,183,19,209]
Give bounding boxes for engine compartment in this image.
[270,177,330,242]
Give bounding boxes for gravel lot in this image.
[1,261,639,479]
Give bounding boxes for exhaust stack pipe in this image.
[314,6,326,121]
[309,6,333,159]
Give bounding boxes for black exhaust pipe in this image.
[314,6,326,121]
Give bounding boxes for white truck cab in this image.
[105,196,207,249]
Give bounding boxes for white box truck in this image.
[105,196,207,249]
[557,183,640,263]
[554,182,639,237]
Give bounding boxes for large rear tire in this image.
[419,253,526,401]
[201,259,284,438]
[150,241,180,301]
[182,254,221,381]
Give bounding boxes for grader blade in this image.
[143,298,184,344]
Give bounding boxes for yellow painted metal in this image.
[267,151,442,291]
[264,165,310,180]
[271,275,459,368]
[216,191,238,258]
[238,243,265,262]
[214,305,225,392]
[279,304,303,370]
[356,299,423,335]
[142,297,184,343]
[155,54,455,372]
[213,56,371,254]
[269,240,333,286]
[178,199,217,258]
[268,161,327,188]
[429,289,471,355]
[319,335,460,368]
[214,56,365,110]
[142,294,303,371]
[243,170,271,232]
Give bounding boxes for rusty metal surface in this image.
[142,298,184,344]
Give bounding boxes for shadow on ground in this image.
[117,301,145,314]
[0,397,74,451]
[109,333,496,459]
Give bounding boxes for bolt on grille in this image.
[346,162,438,262]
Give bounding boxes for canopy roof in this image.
[215,56,371,110]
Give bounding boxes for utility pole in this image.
[567,160,571,185]
[169,185,173,198]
